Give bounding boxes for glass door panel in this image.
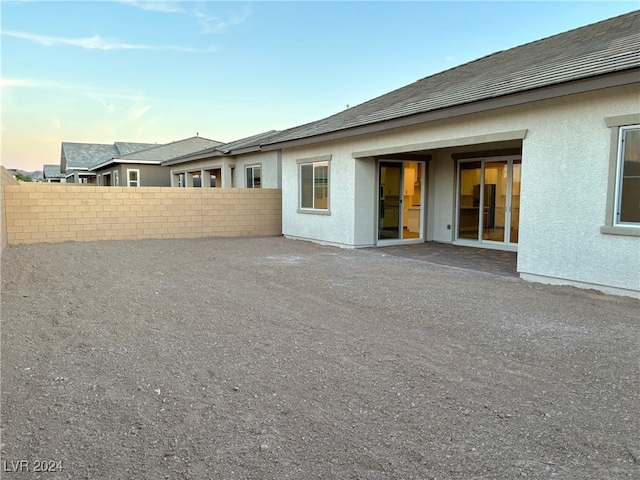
[457,157,520,246]
[483,161,507,242]
[510,160,521,243]
[379,162,402,240]
[403,162,422,239]
[458,162,481,240]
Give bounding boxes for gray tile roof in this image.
[118,136,222,162]
[115,142,161,156]
[62,143,120,169]
[43,164,63,179]
[262,11,640,147]
[215,130,279,154]
[62,141,156,170]
[163,131,279,165]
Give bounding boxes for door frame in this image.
[454,155,520,251]
[376,159,426,246]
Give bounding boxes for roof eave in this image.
[162,150,225,166]
[262,68,640,151]
[89,160,116,171]
[90,159,163,171]
[227,145,263,156]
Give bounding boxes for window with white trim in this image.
[245,165,261,188]
[614,125,640,225]
[127,169,140,187]
[113,170,119,186]
[299,157,330,211]
[602,115,640,236]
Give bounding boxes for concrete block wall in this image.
[3,184,282,245]
[1,166,20,253]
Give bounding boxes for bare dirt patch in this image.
[1,237,639,479]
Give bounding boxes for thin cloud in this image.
[1,77,151,104]
[129,105,152,120]
[120,0,252,34]
[3,30,154,50]
[116,0,184,13]
[1,30,216,52]
[1,78,34,87]
[195,5,252,34]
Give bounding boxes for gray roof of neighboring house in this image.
[162,130,279,166]
[117,136,222,162]
[61,141,157,170]
[262,10,640,147]
[43,164,64,179]
[115,142,161,156]
[215,130,279,154]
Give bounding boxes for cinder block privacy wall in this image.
[2,182,282,245]
[1,167,20,252]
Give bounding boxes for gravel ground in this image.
[1,236,638,480]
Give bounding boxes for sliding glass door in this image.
[379,162,403,240]
[457,157,520,247]
[378,161,424,243]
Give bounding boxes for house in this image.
[43,164,65,183]
[61,141,157,183]
[257,11,640,297]
[89,136,222,187]
[162,131,281,188]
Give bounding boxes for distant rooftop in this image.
[162,130,280,166]
[61,141,157,171]
[43,164,64,179]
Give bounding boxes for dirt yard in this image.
[1,237,638,479]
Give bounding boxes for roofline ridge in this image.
[411,9,639,85]
[261,10,639,146]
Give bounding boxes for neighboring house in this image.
[256,11,639,297]
[162,131,281,188]
[43,164,65,183]
[89,136,222,187]
[61,141,156,184]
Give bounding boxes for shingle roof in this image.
[115,142,160,156]
[43,164,63,179]
[262,10,640,147]
[215,130,279,154]
[62,143,119,170]
[162,131,279,166]
[62,141,157,170]
[117,136,222,162]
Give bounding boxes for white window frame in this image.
[614,125,639,227]
[245,165,262,188]
[126,168,140,187]
[297,155,331,214]
[602,114,640,236]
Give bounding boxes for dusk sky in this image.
[1,1,638,172]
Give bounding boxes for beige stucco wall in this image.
[168,150,281,189]
[280,84,640,296]
[93,164,171,187]
[1,166,19,253]
[3,184,281,244]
